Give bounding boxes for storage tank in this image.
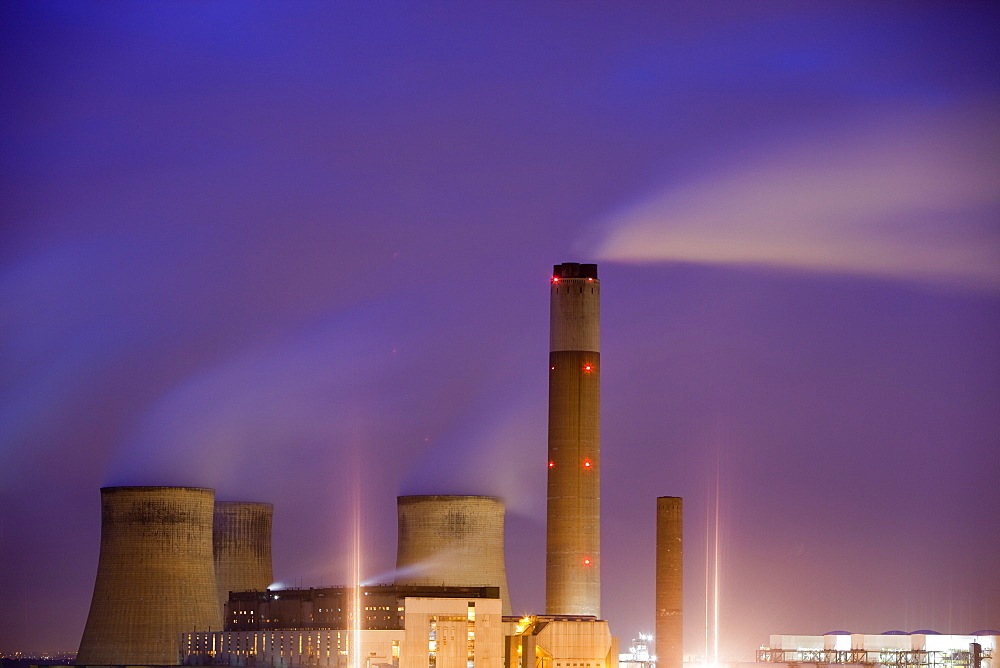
[77,486,223,665]
[395,494,512,615]
[214,501,274,614]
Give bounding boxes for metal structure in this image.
[77,486,223,665]
[756,647,989,668]
[213,501,274,614]
[394,495,512,615]
[656,496,683,668]
[546,262,601,617]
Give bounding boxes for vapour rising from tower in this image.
[546,262,601,617]
[656,496,683,668]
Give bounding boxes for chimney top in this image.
[553,263,598,280]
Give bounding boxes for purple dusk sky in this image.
[1,1,998,656]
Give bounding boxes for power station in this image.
[74,262,681,668]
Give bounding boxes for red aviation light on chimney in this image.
[583,459,592,468]
[582,558,592,566]
[583,364,592,372]
[548,461,555,468]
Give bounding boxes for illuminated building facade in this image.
[181,590,503,668]
[618,635,654,668]
[223,585,499,631]
[546,262,601,617]
[505,615,618,668]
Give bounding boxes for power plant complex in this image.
[70,262,993,668]
[74,262,647,667]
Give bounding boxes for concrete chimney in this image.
[394,494,512,615]
[546,262,601,617]
[656,496,683,668]
[77,486,223,665]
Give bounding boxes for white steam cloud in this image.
[593,103,1000,290]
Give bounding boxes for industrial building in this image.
[753,632,996,668]
[181,586,504,668]
[506,615,618,668]
[221,585,501,632]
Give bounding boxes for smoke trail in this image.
[592,103,1000,291]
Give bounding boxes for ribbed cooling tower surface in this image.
[395,495,512,615]
[214,501,274,614]
[77,486,223,665]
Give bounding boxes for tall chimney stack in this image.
[656,496,683,668]
[546,262,601,617]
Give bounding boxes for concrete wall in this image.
[401,597,503,668]
[395,495,512,615]
[78,486,223,665]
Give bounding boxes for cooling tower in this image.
[214,501,274,613]
[77,486,223,665]
[546,262,601,617]
[395,495,512,615]
[656,496,683,668]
